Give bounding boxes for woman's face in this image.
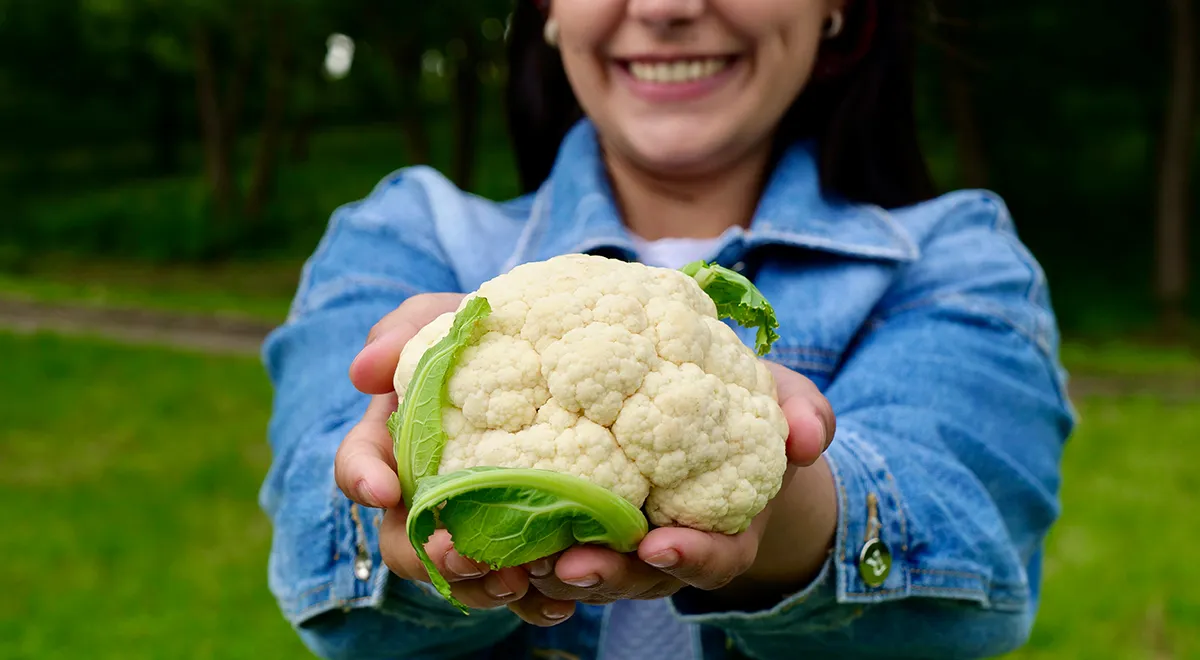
[550,0,843,178]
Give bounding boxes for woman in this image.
[260,1,1075,658]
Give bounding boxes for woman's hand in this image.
[505,362,839,624]
[334,293,839,626]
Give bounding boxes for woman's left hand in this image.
[507,362,840,627]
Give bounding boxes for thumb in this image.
[766,362,836,467]
[334,393,403,508]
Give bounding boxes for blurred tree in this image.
[1155,0,1196,337]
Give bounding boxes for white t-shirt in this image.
[629,235,723,270]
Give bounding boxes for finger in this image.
[541,545,671,603]
[448,567,529,611]
[334,393,401,508]
[350,293,465,395]
[378,517,494,583]
[507,589,576,627]
[766,362,836,466]
[635,524,761,592]
[377,516,528,608]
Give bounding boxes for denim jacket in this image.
[260,120,1075,660]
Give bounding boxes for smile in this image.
[625,57,733,84]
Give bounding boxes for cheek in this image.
[554,1,624,112]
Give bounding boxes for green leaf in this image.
[406,467,649,614]
[391,296,491,509]
[680,260,780,356]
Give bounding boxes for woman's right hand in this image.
[332,294,538,614]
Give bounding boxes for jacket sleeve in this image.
[258,168,522,660]
[669,194,1075,659]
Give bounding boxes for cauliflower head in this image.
[394,254,789,535]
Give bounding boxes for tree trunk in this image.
[937,0,989,189]
[452,31,481,191]
[394,41,432,165]
[366,0,431,165]
[222,8,257,166]
[193,25,234,218]
[246,12,293,221]
[1156,0,1196,338]
[943,55,989,189]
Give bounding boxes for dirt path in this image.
[3,297,1199,400]
[0,298,275,356]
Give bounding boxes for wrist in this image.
[713,456,838,606]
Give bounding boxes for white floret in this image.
[393,253,789,533]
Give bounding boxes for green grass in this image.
[0,331,309,659]
[0,328,1196,658]
[1011,394,1200,659]
[1060,339,1200,377]
[0,255,302,323]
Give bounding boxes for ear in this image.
[815,0,877,80]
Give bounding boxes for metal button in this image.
[858,538,891,587]
[354,550,372,581]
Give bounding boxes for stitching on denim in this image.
[776,360,835,374]
[842,429,908,558]
[881,469,908,552]
[910,568,990,579]
[768,346,841,358]
[295,580,335,601]
[909,585,990,600]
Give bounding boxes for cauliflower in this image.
[389,254,788,613]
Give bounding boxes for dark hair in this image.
[504,0,937,209]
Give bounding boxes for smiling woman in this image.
[259,1,1074,659]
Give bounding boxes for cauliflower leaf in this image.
[406,466,649,613]
[389,295,492,508]
[681,260,780,356]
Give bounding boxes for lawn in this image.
[0,330,309,659]
[1,329,1196,659]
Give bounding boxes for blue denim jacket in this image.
[260,120,1075,660]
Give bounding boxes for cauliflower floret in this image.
[394,253,788,533]
[440,400,651,507]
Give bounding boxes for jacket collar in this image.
[504,120,919,272]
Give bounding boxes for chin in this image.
[623,130,740,178]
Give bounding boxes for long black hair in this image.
[504,0,937,209]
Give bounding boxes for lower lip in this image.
[615,59,742,103]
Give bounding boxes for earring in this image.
[824,10,844,39]
[544,18,560,47]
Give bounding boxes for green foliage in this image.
[3,331,1198,656]
[682,260,780,356]
[407,467,649,613]
[0,0,1195,333]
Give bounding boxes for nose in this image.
[627,0,704,31]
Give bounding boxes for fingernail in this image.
[563,574,600,588]
[528,558,554,578]
[355,479,379,508]
[542,605,571,621]
[445,550,485,578]
[645,550,679,569]
[484,573,515,599]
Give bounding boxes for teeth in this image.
[629,58,729,83]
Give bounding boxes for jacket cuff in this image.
[665,427,913,636]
